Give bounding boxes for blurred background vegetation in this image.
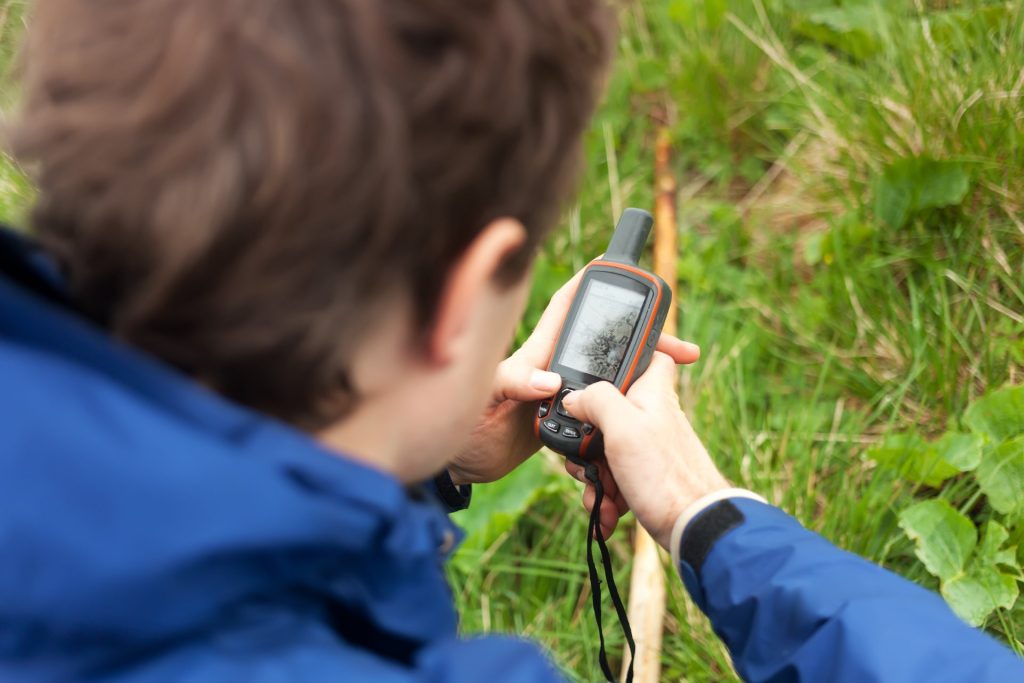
[1,0,1022,681]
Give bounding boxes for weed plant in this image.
[453,2,1024,680]
[0,1,1021,681]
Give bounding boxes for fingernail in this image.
[562,391,577,406]
[529,369,562,392]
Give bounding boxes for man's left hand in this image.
[448,268,701,485]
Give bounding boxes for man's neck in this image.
[317,401,407,480]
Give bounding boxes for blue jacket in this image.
[1,228,1021,681]
[677,499,1023,681]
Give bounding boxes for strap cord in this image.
[568,455,636,683]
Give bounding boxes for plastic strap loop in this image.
[568,454,636,683]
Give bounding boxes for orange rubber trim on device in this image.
[579,425,597,459]
[533,261,665,458]
[578,259,665,458]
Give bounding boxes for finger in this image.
[581,486,622,537]
[516,271,586,364]
[516,258,603,365]
[598,502,620,539]
[655,334,701,365]
[598,464,620,502]
[612,485,630,516]
[599,468,630,518]
[492,356,562,403]
[565,460,621,506]
[560,381,634,430]
[564,459,586,483]
[582,483,595,513]
[625,351,679,409]
[576,462,620,500]
[600,525,616,539]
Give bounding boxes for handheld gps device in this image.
[535,208,672,461]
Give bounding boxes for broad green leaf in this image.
[452,455,570,551]
[934,432,984,472]
[942,567,1019,627]
[931,518,1020,626]
[873,158,971,229]
[975,436,1024,516]
[869,432,959,487]
[794,6,887,60]
[964,385,1024,442]
[915,161,971,211]
[873,166,913,229]
[899,500,976,581]
[975,521,1017,569]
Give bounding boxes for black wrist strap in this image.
[568,455,636,683]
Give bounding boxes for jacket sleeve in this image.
[676,498,1024,683]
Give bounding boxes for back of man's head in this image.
[12,0,613,428]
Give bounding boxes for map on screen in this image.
[558,280,646,381]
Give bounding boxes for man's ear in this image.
[428,218,528,365]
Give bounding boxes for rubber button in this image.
[538,402,550,418]
[556,388,575,418]
[562,426,580,439]
[582,423,594,435]
[543,419,561,434]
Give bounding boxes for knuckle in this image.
[505,349,526,365]
[496,357,518,381]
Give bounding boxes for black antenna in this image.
[604,208,653,265]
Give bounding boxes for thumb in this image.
[493,355,562,402]
[561,381,635,430]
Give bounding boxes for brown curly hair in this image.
[11,0,615,428]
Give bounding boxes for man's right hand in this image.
[560,352,730,548]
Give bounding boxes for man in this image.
[0,0,1020,681]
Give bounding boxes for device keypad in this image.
[555,388,575,418]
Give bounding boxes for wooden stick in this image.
[653,129,680,328]
[621,128,677,683]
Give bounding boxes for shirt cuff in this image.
[669,488,767,570]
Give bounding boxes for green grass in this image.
[0,0,30,226]
[0,1,1021,680]
[455,1,1024,680]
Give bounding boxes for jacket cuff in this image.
[670,489,766,572]
[432,470,472,513]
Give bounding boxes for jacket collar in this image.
[0,228,460,662]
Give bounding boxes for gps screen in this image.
[558,279,646,381]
